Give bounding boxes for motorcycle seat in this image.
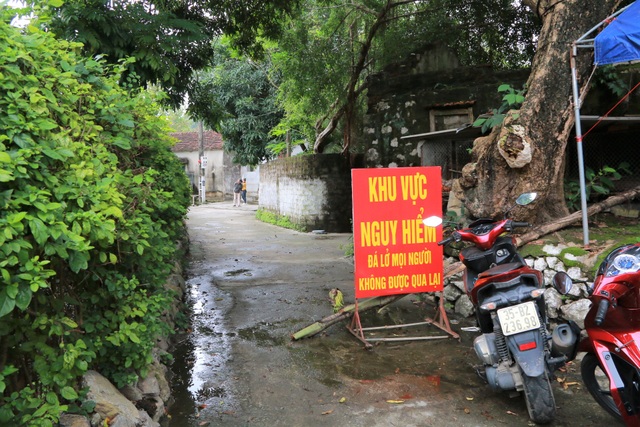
[478,261,524,278]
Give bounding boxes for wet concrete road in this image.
[166,202,620,427]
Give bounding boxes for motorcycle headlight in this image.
[607,253,640,277]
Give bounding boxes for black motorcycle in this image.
[425,193,578,424]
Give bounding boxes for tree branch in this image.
[314,0,396,153]
[516,185,640,247]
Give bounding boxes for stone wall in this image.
[259,154,356,232]
[442,246,593,329]
[363,44,529,169]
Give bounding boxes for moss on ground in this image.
[519,212,640,278]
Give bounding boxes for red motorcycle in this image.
[553,243,640,426]
[425,193,574,424]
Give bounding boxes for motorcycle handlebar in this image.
[437,236,454,246]
[595,299,609,326]
[510,221,530,228]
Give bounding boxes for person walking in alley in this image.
[241,178,247,204]
[233,179,242,207]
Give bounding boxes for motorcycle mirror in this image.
[552,272,573,295]
[422,216,443,227]
[505,192,538,218]
[516,192,538,206]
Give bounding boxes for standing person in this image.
[241,178,247,205]
[233,179,242,207]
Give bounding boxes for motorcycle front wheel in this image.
[581,353,622,420]
[521,369,556,424]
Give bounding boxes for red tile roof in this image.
[170,131,224,152]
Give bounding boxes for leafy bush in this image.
[473,84,526,133]
[0,10,190,426]
[564,162,632,211]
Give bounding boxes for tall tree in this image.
[456,0,627,224]
[42,0,299,108]
[271,0,538,155]
[191,41,284,165]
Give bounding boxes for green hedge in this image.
[0,10,190,426]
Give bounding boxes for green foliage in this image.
[269,0,538,154]
[438,0,540,69]
[473,84,526,132]
[162,105,198,133]
[37,0,540,160]
[271,0,361,148]
[340,234,354,258]
[595,65,630,97]
[190,40,284,165]
[255,208,305,231]
[44,0,300,109]
[341,242,354,257]
[0,13,190,425]
[564,162,632,211]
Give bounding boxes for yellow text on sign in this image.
[368,173,429,203]
[367,249,432,268]
[360,219,437,247]
[358,273,442,291]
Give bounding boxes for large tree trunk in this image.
[458,0,623,224]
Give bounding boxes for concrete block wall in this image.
[259,154,354,232]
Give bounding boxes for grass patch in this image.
[340,235,354,257]
[518,212,640,278]
[255,208,306,232]
[518,244,548,259]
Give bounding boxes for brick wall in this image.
[259,154,354,232]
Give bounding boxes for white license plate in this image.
[497,301,541,336]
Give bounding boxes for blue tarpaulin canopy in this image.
[571,1,640,246]
[595,1,640,65]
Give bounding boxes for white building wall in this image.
[175,149,224,193]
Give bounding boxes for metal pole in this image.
[198,122,206,203]
[286,130,291,157]
[567,1,635,247]
[570,43,590,247]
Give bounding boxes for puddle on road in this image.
[164,274,238,427]
[287,305,482,395]
[166,275,482,426]
[224,269,252,277]
[237,322,288,347]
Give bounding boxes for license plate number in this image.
[497,301,540,336]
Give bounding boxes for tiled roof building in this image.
[170,131,224,152]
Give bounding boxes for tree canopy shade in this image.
[43,0,300,107]
[37,0,538,157]
[191,41,284,166]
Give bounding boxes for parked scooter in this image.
[553,243,640,426]
[424,193,574,424]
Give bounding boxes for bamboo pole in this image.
[291,295,403,340]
